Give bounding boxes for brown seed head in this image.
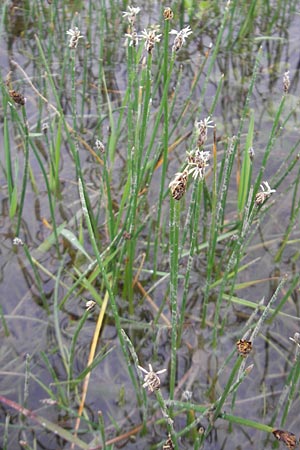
[169,170,188,200]
[9,89,25,106]
[273,429,297,450]
[163,434,174,450]
[236,339,253,357]
[163,7,174,21]
[283,71,290,94]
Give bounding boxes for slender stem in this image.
[169,198,180,401]
[16,106,29,237]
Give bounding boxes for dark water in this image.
[0,1,300,449]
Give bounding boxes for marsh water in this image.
[1,1,300,449]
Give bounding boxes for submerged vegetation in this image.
[0,0,300,449]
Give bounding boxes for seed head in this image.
[169,170,188,200]
[289,332,300,361]
[248,146,255,161]
[163,434,174,450]
[198,425,205,435]
[255,181,276,206]
[13,237,24,246]
[95,139,105,154]
[195,116,214,148]
[86,300,96,311]
[163,7,174,21]
[42,122,49,134]
[122,6,141,25]
[169,25,192,52]
[125,29,139,47]
[123,231,131,240]
[140,28,162,54]
[283,71,290,94]
[273,429,297,450]
[8,89,25,106]
[138,363,167,393]
[66,26,83,49]
[236,339,253,357]
[289,332,300,347]
[186,149,210,181]
[182,390,192,401]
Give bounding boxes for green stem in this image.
[169,198,180,401]
[16,106,29,237]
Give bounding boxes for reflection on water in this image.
[0,1,300,449]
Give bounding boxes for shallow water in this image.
[0,1,300,449]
